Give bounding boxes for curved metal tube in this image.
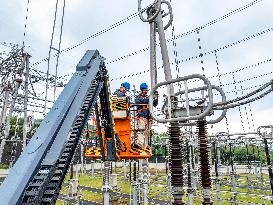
[214,80,273,107]
[214,86,273,110]
[138,0,173,30]
[149,74,213,123]
[177,85,227,126]
[160,0,173,30]
[138,0,161,22]
[208,86,226,125]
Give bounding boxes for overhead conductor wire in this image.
[53,0,66,101]
[22,0,31,49]
[44,0,59,114]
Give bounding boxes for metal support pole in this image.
[0,86,12,162]
[214,141,221,205]
[186,141,193,205]
[140,159,149,205]
[132,161,138,205]
[103,161,111,205]
[264,138,273,203]
[138,160,141,204]
[83,156,87,174]
[3,83,19,162]
[91,160,95,177]
[80,143,84,174]
[129,160,132,183]
[23,54,30,150]
[156,10,185,203]
[123,159,127,180]
[260,160,263,180]
[5,84,19,139]
[184,81,190,116]
[149,14,157,89]
[155,154,158,176]
[216,141,221,165]
[156,11,174,95]
[44,0,59,113]
[156,9,174,119]
[3,79,20,142]
[229,143,237,205]
[0,88,10,126]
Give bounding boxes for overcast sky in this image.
[1,0,273,134]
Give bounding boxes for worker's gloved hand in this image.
[153,91,159,99]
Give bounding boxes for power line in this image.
[176,27,273,65]
[222,70,273,87]
[214,82,270,95]
[213,59,271,78]
[30,10,142,68]
[20,0,272,103]
[214,51,230,133]
[44,0,60,113]
[30,0,262,74]
[22,0,31,49]
[186,58,273,87]
[54,0,66,101]
[106,0,263,65]
[110,67,153,81]
[111,57,272,83]
[240,85,253,132]
[232,73,246,132]
[169,0,262,41]
[170,0,181,79]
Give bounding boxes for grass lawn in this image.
[58,167,273,204]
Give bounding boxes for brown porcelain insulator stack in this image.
[168,122,185,205]
[197,119,213,205]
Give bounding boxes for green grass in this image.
[79,174,103,189]
[81,190,103,202]
[59,170,273,204]
[118,180,131,194]
[0,163,9,169]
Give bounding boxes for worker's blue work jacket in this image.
[113,89,126,97]
[135,94,158,118]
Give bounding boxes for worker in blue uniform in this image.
[133,83,158,151]
[113,82,130,97]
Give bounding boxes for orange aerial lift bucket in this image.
[84,96,151,160]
